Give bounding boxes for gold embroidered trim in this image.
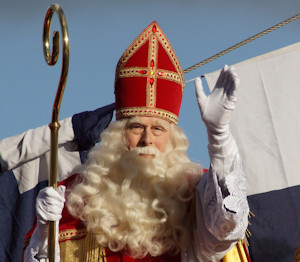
[147,33,157,108]
[115,28,151,77]
[118,67,182,86]
[154,26,185,93]
[59,228,87,242]
[115,22,185,93]
[115,22,185,125]
[156,69,182,85]
[59,231,107,262]
[118,67,148,78]
[116,107,178,124]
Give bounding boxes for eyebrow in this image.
[126,118,170,130]
[152,120,169,130]
[126,119,144,127]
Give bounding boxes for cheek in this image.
[155,135,170,151]
[125,132,139,149]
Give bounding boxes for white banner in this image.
[205,42,300,196]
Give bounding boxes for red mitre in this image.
[114,21,185,125]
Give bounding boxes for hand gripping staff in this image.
[43,4,69,262]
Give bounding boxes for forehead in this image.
[126,116,171,128]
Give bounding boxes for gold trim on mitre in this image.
[115,23,184,92]
[116,106,179,124]
[115,21,185,125]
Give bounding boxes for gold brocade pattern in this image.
[156,69,182,84]
[59,228,87,242]
[59,234,248,262]
[56,198,250,262]
[146,32,157,108]
[60,231,107,262]
[116,106,178,124]
[118,67,148,78]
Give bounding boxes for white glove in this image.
[36,185,66,225]
[24,185,65,262]
[194,65,240,146]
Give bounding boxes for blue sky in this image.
[1,0,299,167]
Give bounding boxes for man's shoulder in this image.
[58,173,82,188]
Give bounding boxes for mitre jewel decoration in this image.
[114,21,185,124]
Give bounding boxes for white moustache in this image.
[133,146,157,156]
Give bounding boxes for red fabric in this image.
[115,77,147,108]
[242,241,252,262]
[104,249,180,262]
[114,21,185,124]
[156,79,182,116]
[123,40,149,68]
[157,42,177,73]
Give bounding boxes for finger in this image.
[215,65,228,88]
[229,67,240,93]
[36,200,64,217]
[57,185,66,200]
[44,204,64,214]
[37,200,64,221]
[37,211,49,222]
[228,67,238,84]
[37,205,62,221]
[39,215,62,223]
[194,77,207,114]
[224,67,239,98]
[229,79,239,103]
[44,213,62,222]
[233,72,240,89]
[42,187,65,203]
[43,198,65,209]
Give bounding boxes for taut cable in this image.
[183,13,300,74]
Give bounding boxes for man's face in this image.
[125,116,171,157]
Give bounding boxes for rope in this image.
[183,13,300,74]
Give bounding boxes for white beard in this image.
[118,146,168,189]
[67,121,203,258]
[83,147,193,257]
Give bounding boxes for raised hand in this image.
[194,65,240,136]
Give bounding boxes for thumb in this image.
[57,185,66,201]
[194,77,207,115]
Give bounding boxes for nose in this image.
[139,128,153,146]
